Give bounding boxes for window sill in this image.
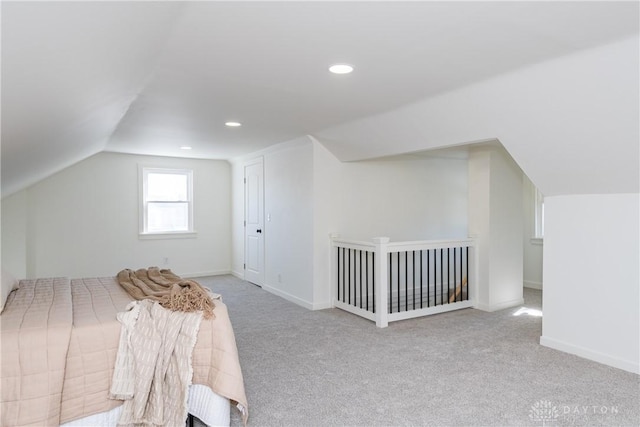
[530,237,543,246]
[139,231,197,240]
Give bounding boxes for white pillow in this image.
[1,269,19,313]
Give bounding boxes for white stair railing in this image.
[331,235,477,328]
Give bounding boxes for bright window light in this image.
[513,307,543,317]
[534,187,545,238]
[225,121,242,127]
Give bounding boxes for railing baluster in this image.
[372,252,376,314]
[404,251,408,312]
[440,248,444,306]
[449,247,452,303]
[459,247,462,302]
[337,247,340,303]
[453,247,457,303]
[447,247,451,304]
[460,246,469,301]
[466,246,469,301]
[359,250,362,309]
[397,252,400,312]
[349,249,352,306]
[365,251,369,311]
[389,252,393,313]
[352,249,356,306]
[340,247,344,303]
[427,249,430,307]
[459,246,463,302]
[348,249,351,305]
[412,251,416,310]
[456,246,459,302]
[419,250,423,308]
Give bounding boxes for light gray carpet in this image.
[194,275,639,426]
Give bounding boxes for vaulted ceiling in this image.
[2,1,638,197]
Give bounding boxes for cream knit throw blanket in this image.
[110,299,202,427]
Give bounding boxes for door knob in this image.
[257,229,262,233]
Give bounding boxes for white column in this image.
[468,145,524,311]
[373,237,390,328]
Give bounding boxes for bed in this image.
[0,273,248,427]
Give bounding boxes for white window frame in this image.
[139,166,196,239]
[532,187,544,244]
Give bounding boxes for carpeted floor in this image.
[194,275,639,426]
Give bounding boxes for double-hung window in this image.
[533,187,544,241]
[140,167,194,237]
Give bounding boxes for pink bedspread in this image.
[1,276,248,426]
[1,278,73,426]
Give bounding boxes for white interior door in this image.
[244,158,264,286]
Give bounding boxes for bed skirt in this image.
[60,385,230,427]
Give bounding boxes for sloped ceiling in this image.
[2,1,638,197]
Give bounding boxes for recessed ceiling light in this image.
[180,146,192,150]
[329,64,354,74]
[225,121,242,127]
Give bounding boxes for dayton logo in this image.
[529,400,560,425]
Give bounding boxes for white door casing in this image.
[244,158,264,286]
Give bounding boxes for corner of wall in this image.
[542,193,639,374]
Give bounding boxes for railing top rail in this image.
[331,238,375,250]
[387,238,475,251]
[331,236,474,252]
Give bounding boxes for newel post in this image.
[329,233,339,308]
[373,237,390,328]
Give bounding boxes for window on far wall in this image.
[140,167,194,237]
[534,187,544,239]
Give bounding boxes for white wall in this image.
[523,175,543,289]
[311,36,639,375]
[468,145,524,311]
[3,152,231,278]
[334,154,468,242]
[1,190,28,278]
[231,137,470,309]
[230,158,246,278]
[312,140,342,308]
[315,36,639,197]
[316,143,469,308]
[263,140,315,306]
[230,137,316,308]
[541,193,639,374]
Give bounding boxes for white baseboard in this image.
[475,297,524,312]
[230,270,244,280]
[182,270,231,279]
[524,280,543,290]
[540,335,640,375]
[262,283,314,310]
[312,301,333,310]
